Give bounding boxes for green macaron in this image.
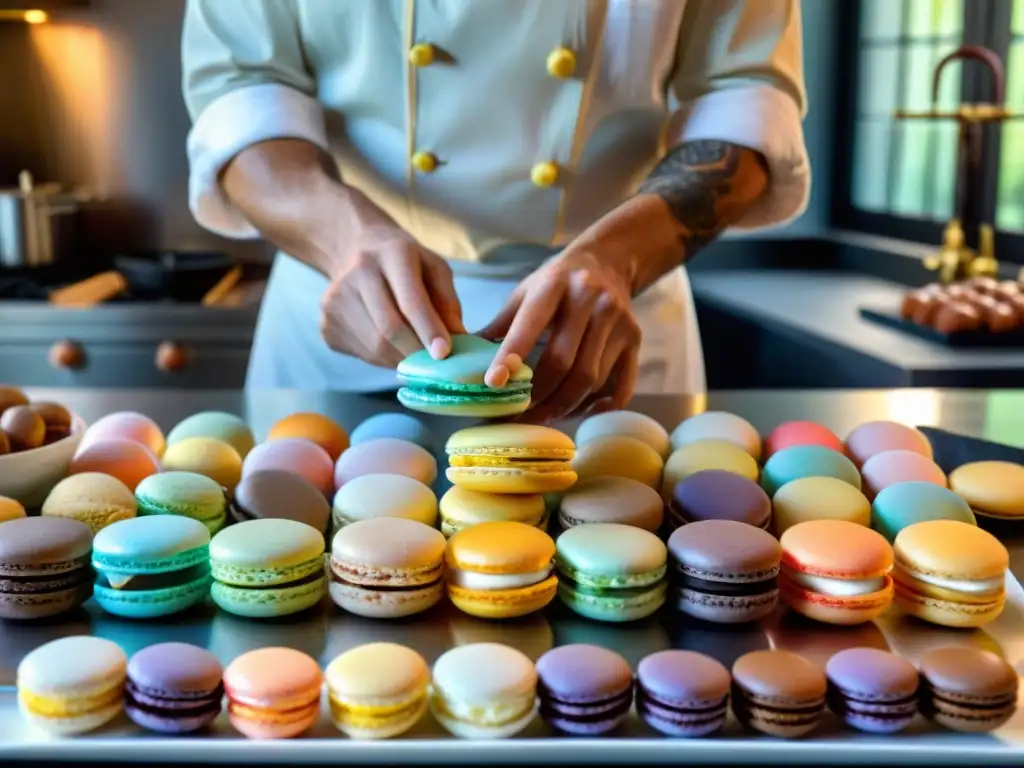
[135,471,228,534]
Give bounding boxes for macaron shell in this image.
[575,410,671,458]
[350,412,434,450]
[234,470,331,532]
[80,411,165,458]
[771,476,870,536]
[438,485,546,534]
[825,648,919,733]
[398,388,531,418]
[447,576,558,619]
[399,334,532,384]
[662,440,759,499]
[163,437,243,491]
[671,411,762,459]
[135,471,227,531]
[731,650,827,738]
[668,519,782,576]
[41,472,137,533]
[555,523,667,585]
[268,412,349,462]
[535,644,633,734]
[332,517,446,573]
[446,465,578,495]
[0,495,26,522]
[636,650,731,737]
[919,647,1018,732]
[761,445,862,497]
[845,421,933,467]
[445,424,574,456]
[948,460,1024,518]
[870,482,976,542]
[243,438,334,496]
[334,438,437,489]
[893,519,1008,581]
[333,473,437,528]
[860,450,947,500]
[224,647,322,738]
[781,519,893,578]
[211,518,325,578]
[446,520,554,574]
[93,514,210,564]
[572,435,664,489]
[166,412,255,459]
[126,642,223,734]
[764,421,843,458]
[559,476,664,532]
[670,470,771,529]
[69,438,161,492]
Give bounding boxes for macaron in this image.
[764,420,843,458]
[429,643,538,738]
[41,472,137,533]
[668,520,781,624]
[919,647,1018,732]
[845,420,933,467]
[446,424,576,494]
[91,515,212,618]
[535,644,633,735]
[397,334,533,417]
[636,650,732,737]
[948,460,1024,520]
[825,648,919,733]
[224,647,323,739]
[0,495,26,522]
[571,435,664,489]
[233,469,331,532]
[861,449,947,500]
[671,411,761,459]
[329,517,446,618]
[332,473,437,530]
[167,411,255,459]
[662,440,759,500]
[268,411,349,461]
[125,642,224,734]
[163,437,243,491]
[0,516,93,619]
[438,485,546,536]
[668,470,771,531]
[69,438,161,491]
[772,476,871,536]
[558,476,664,532]
[731,650,827,738]
[575,410,671,459]
[779,519,894,625]
[334,437,437,490]
[325,642,430,739]
[17,636,127,735]
[760,445,861,497]
[242,437,334,496]
[445,521,557,619]
[80,411,166,458]
[135,471,228,533]
[350,412,434,451]
[892,519,1008,627]
[555,523,667,622]
[871,481,976,542]
[210,519,327,618]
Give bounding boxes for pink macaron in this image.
[80,411,166,458]
[764,421,843,459]
[844,421,932,468]
[242,438,334,496]
[860,449,947,500]
[70,439,161,492]
[334,437,437,489]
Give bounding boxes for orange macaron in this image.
[268,412,349,462]
[223,647,323,739]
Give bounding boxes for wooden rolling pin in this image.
[49,271,128,307]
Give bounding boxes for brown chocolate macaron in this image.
[558,476,664,532]
[231,469,331,533]
[919,647,1018,733]
[0,406,46,451]
[731,650,827,738]
[28,402,73,444]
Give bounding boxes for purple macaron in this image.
[825,648,919,733]
[669,470,771,531]
[126,642,224,734]
[636,650,732,737]
[535,644,633,735]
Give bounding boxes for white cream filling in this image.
[782,565,885,597]
[447,566,552,591]
[896,564,1004,594]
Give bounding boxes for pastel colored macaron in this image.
[892,519,1008,628]
[825,648,919,734]
[779,519,894,625]
[430,643,538,739]
[243,437,334,496]
[571,435,664,489]
[233,469,331,532]
[326,642,430,739]
[636,650,732,737]
[668,470,771,531]
[536,644,633,735]
[446,424,576,494]
[0,495,26,522]
[167,411,255,459]
[126,642,224,734]
[210,518,327,618]
[0,516,93,619]
[761,445,861,497]
[334,437,437,489]
[671,411,761,459]
[438,485,546,537]
[135,471,228,533]
[662,440,759,500]
[764,421,843,459]
[445,521,557,619]
[555,523,667,622]
[18,636,127,736]
[224,647,323,739]
[333,473,437,530]
[41,472,137,533]
[558,476,663,532]
[575,410,671,459]
[350,412,434,451]
[731,650,827,738]
[871,481,976,542]
[772,476,871,536]
[860,449,947,500]
[919,647,1018,732]
[163,437,243,491]
[948,460,1024,520]
[330,517,446,618]
[268,412,349,462]
[845,420,933,468]
[397,334,533,417]
[80,411,165,458]
[69,438,161,491]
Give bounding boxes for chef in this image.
[182,0,808,421]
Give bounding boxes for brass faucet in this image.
[924,219,999,283]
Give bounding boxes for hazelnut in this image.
[29,401,72,442]
[0,430,9,456]
[0,386,29,418]
[0,406,46,451]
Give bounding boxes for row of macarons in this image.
[18,635,1019,740]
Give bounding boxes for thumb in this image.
[421,255,467,335]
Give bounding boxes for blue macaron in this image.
[350,412,436,451]
[871,481,977,542]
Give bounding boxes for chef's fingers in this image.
[319,278,378,362]
[476,293,522,342]
[421,252,468,337]
[529,275,599,406]
[356,266,418,365]
[486,280,565,388]
[610,345,639,410]
[385,251,454,360]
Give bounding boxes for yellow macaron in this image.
[572,435,664,489]
[662,439,759,499]
[438,486,546,537]
[162,437,243,491]
[948,461,1024,520]
[446,424,576,494]
[772,476,871,536]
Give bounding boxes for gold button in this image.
[531,161,560,188]
[412,151,439,174]
[547,47,576,79]
[409,43,436,67]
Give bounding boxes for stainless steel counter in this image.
[3,387,1024,764]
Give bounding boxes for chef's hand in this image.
[320,226,466,368]
[478,250,640,422]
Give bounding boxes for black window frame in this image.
[832,0,1024,263]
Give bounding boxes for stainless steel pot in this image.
[0,171,79,268]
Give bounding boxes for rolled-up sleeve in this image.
[666,0,809,229]
[182,0,329,238]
